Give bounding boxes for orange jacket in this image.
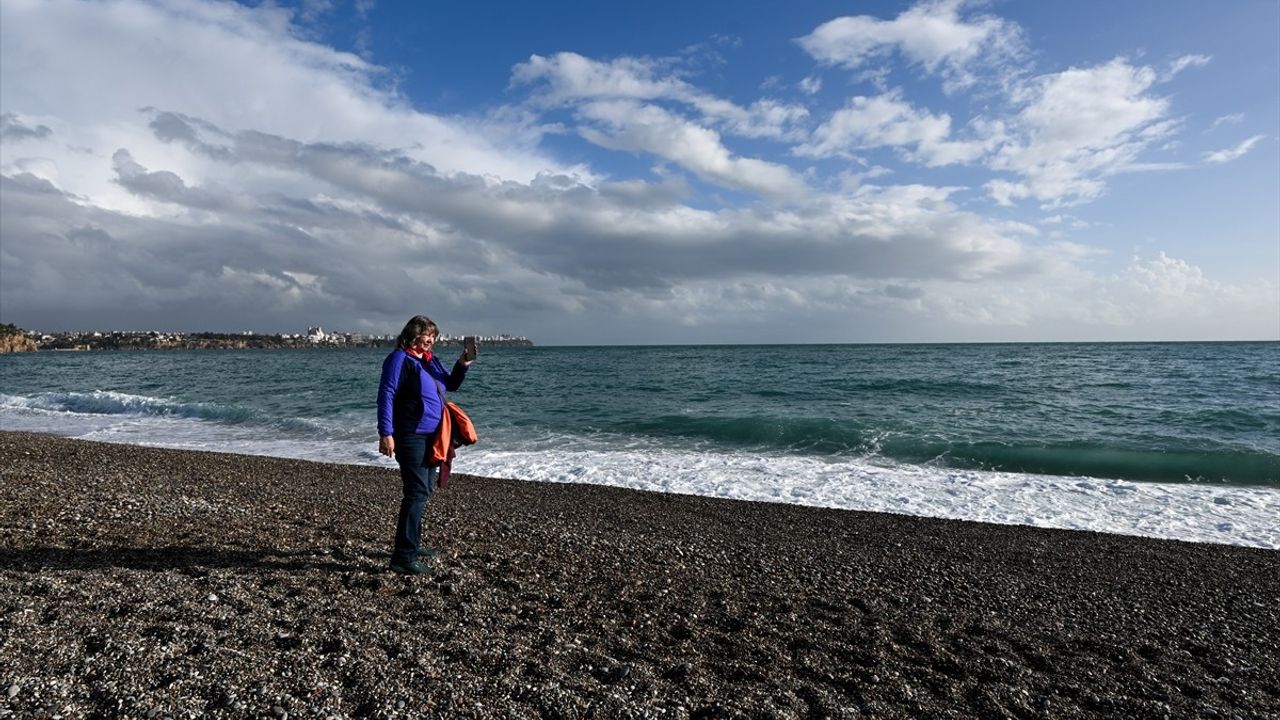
[430,401,477,488]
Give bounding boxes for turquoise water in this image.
[3,342,1275,484]
[3,343,1278,547]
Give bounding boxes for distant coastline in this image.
[0,324,532,352]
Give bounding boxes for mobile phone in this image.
[463,336,477,362]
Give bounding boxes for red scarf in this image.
[407,348,433,364]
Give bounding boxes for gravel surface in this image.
[1,431,1277,719]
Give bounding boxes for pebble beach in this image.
[1,431,1277,719]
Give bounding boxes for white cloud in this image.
[577,101,808,199]
[795,8,1201,208]
[875,251,1278,340]
[1071,253,1277,334]
[508,52,814,197]
[298,0,336,24]
[795,91,998,166]
[614,248,1279,342]
[512,52,679,105]
[798,76,823,95]
[1203,134,1266,164]
[1165,53,1212,79]
[1041,214,1088,229]
[1208,113,1244,131]
[836,165,894,192]
[1,0,1272,343]
[1015,60,1166,151]
[987,59,1172,206]
[796,0,1024,92]
[2,109,1057,336]
[512,52,809,141]
[0,0,571,206]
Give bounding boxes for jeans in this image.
[392,433,439,564]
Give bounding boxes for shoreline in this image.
[2,431,1278,718]
[4,426,1277,551]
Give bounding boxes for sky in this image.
[1,0,1277,344]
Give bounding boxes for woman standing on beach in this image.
[377,315,473,575]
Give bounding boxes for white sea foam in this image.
[3,403,1277,550]
[458,445,1280,550]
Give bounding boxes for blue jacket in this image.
[377,349,468,437]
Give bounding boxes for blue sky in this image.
[1,0,1276,342]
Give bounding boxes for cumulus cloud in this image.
[0,0,571,195]
[0,100,1069,336]
[0,0,1272,342]
[1065,253,1278,335]
[509,51,813,199]
[986,59,1174,206]
[576,101,808,199]
[1203,134,1266,164]
[795,91,1000,166]
[863,251,1279,340]
[796,0,1024,92]
[1041,214,1088,229]
[145,114,1046,285]
[512,52,809,141]
[604,249,1279,343]
[795,4,1205,208]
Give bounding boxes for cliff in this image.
[0,325,38,353]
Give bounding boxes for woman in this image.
[377,315,472,575]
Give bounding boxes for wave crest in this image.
[2,390,257,424]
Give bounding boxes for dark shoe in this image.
[389,559,432,576]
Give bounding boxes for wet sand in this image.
[1,431,1277,719]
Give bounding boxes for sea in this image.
[2,343,1277,549]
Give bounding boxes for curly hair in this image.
[395,315,440,349]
